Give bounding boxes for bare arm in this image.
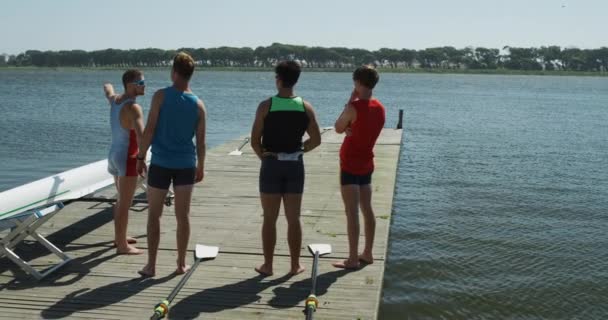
[195,99,207,182]
[250,99,270,160]
[137,90,164,159]
[335,103,357,134]
[303,101,321,152]
[103,83,116,103]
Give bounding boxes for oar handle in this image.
[306,307,315,320]
[150,258,202,319]
[305,294,318,320]
[305,251,321,320]
[150,299,169,320]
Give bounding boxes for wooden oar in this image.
[150,244,219,320]
[305,243,332,320]
[228,137,250,155]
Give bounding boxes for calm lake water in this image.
[1,70,607,319]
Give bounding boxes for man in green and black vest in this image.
[250,60,321,276]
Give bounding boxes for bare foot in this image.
[289,265,305,276]
[255,264,273,276]
[332,259,360,270]
[113,237,137,247]
[358,253,374,265]
[116,245,143,255]
[175,264,191,275]
[138,264,155,277]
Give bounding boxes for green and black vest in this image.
[262,96,310,153]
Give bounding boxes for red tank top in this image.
[339,98,386,175]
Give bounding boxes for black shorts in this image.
[340,170,373,186]
[147,164,196,190]
[259,156,305,194]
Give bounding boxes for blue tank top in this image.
[151,86,200,169]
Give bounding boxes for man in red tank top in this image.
[333,66,385,269]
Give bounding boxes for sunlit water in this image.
[1,70,607,319]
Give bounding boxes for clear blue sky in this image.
[0,0,606,54]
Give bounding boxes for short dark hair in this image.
[353,65,379,89]
[173,52,195,80]
[122,69,143,90]
[275,60,301,88]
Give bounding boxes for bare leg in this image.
[114,176,142,255]
[333,184,360,269]
[283,193,305,276]
[256,193,281,276]
[174,184,194,275]
[359,184,375,264]
[139,186,168,277]
[112,176,137,245]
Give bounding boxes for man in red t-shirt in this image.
[333,65,386,269]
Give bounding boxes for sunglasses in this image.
[131,80,145,86]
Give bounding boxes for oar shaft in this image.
[167,258,202,303]
[238,138,250,150]
[305,252,320,320]
[310,252,319,294]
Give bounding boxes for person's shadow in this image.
[268,269,350,309]
[40,273,176,319]
[169,274,291,319]
[0,232,144,291]
[0,242,118,291]
[0,205,117,276]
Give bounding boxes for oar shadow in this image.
[169,274,291,320]
[40,273,176,319]
[268,269,350,309]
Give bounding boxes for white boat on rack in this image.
[0,159,114,221]
[0,156,169,280]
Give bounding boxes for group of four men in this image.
[103,52,385,277]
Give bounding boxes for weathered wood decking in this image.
[0,129,402,320]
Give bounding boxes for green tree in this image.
[538,46,562,70]
[561,48,586,71]
[398,49,416,67]
[376,48,401,68]
[503,47,542,70]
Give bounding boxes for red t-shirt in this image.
[339,98,386,175]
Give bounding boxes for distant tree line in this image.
[2,43,607,72]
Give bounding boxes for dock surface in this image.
[0,129,402,320]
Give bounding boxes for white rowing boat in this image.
[0,155,170,280]
[0,159,114,220]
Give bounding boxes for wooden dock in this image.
[0,128,402,320]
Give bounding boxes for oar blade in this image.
[307,244,332,256]
[195,244,219,260]
[228,149,243,156]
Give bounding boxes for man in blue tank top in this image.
[250,61,322,276]
[136,52,207,277]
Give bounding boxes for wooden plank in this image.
[0,129,401,320]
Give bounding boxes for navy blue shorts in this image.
[340,170,373,186]
[147,164,195,190]
[259,156,305,194]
